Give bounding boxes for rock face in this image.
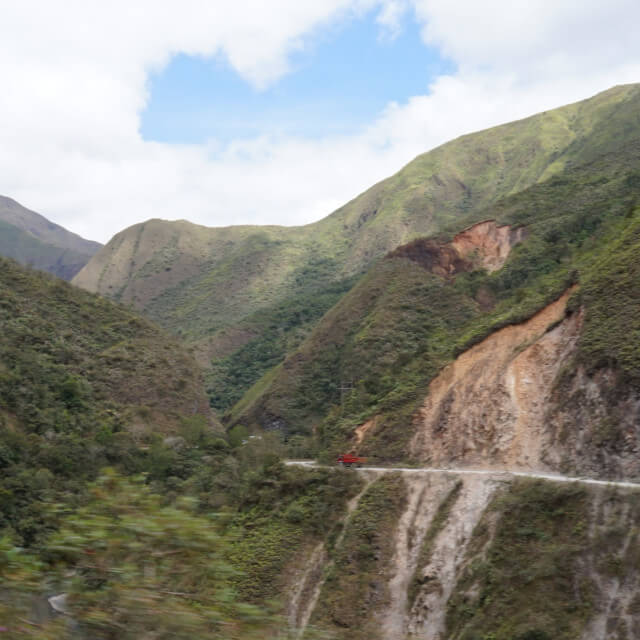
[387,220,527,278]
[451,219,528,272]
[406,285,640,480]
[409,289,580,471]
[293,470,640,640]
[545,364,640,479]
[405,476,497,639]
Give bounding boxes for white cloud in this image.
[0,1,639,242]
[375,0,409,40]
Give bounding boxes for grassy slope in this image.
[0,220,97,280]
[0,258,213,544]
[233,139,640,460]
[310,474,407,640]
[227,463,363,605]
[72,85,640,410]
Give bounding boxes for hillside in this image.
[288,468,640,640]
[0,196,102,279]
[73,84,640,411]
[0,257,213,544]
[3,86,640,639]
[233,138,640,477]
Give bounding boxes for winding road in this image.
[284,460,640,490]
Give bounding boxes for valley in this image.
[1,84,640,639]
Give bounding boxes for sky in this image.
[1,1,640,243]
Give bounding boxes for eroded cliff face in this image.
[299,472,497,640]
[387,219,527,278]
[404,286,640,480]
[409,289,580,470]
[544,365,640,479]
[451,220,528,273]
[291,472,640,640]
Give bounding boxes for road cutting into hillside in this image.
[284,460,640,490]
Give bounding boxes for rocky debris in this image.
[406,477,496,639]
[387,219,526,278]
[48,593,69,615]
[382,475,458,639]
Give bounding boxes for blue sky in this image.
[141,10,452,144]
[4,0,638,241]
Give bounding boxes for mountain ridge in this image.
[72,83,640,413]
[0,195,102,279]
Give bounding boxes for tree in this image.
[0,471,277,639]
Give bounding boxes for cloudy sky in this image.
[1,1,639,243]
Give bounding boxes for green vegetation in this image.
[228,462,362,603]
[445,480,612,640]
[1,472,274,639]
[3,85,640,636]
[207,271,359,413]
[572,203,640,382]
[0,258,211,545]
[0,259,362,635]
[235,138,640,461]
[0,259,362,634]
[311,474,406,640]
[73,85,640,416]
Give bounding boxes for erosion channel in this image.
[284,462,640,640]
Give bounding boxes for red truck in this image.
[337,454,367,468]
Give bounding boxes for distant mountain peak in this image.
[0,195,102,280]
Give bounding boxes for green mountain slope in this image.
[73,84,640,411]
[0,196,102,279]
[233,139,640,468]
[0,257,213,543]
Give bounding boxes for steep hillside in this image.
[287,470,640,640]
[0,196,101,279]
[233,138,640,474]
[73,84,640,410]
[0,257,213,544]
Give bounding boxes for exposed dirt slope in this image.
[382,474,460,638]
[409,289,580,470]
[451,219,528,272]
[401,280,640,480]
[387,219,526,277]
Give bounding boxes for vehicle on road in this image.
[337,454,367,468]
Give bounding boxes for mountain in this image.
[73,84,640,411]
[0,195,102,279]
[0,257,214,544]
[229,129,640,639]
[235,138,640,476]
[4,85,640,639]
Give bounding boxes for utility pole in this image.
[339,380,354,406]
